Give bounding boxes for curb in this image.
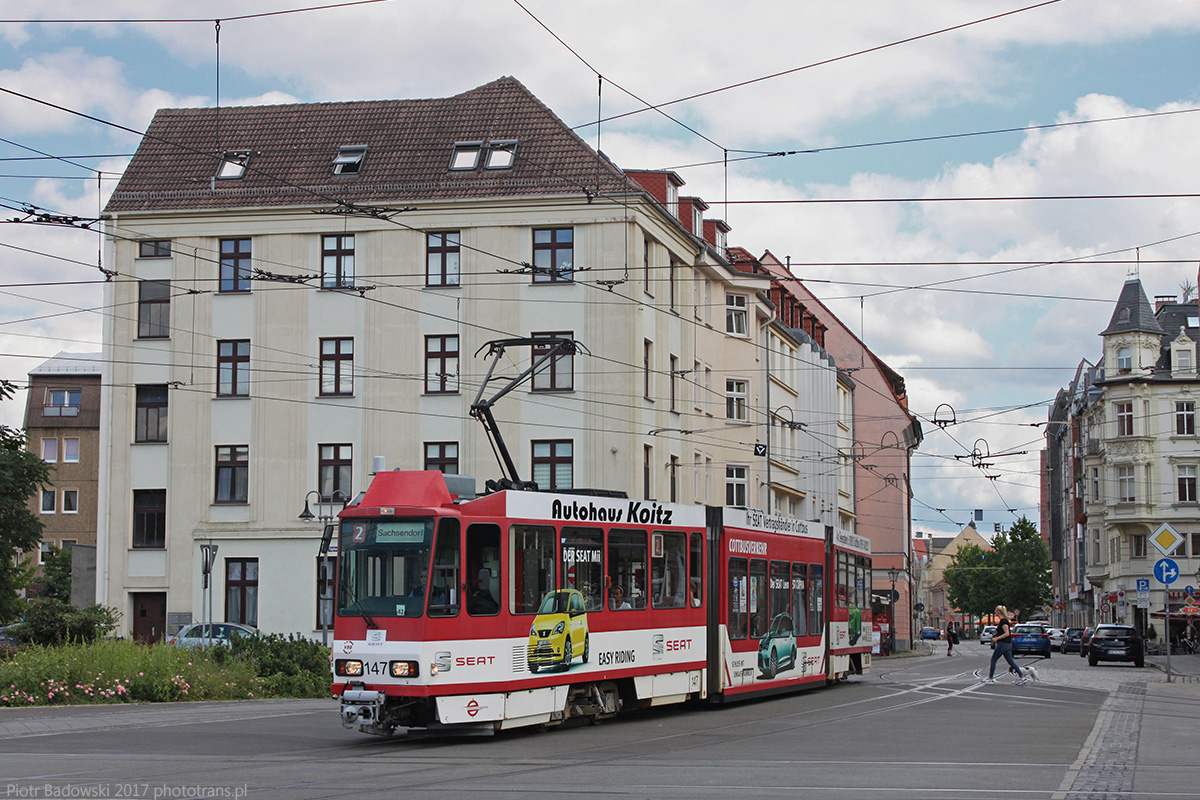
[1145,659,1200,683]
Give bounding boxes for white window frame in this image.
[41,437,57,462]
[63,437,79,463]
[726,293,748,336]
[62,488,79,514]
[726,379,749,422]
[41,488,55,514]
[1117,465,1135,503]
[726,465,748,507]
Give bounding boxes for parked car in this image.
[921,627,939,640]
[1078,627,1096,658]
[1011,624,1053,658]
[1087,624,1144,668]
[167,622,258,648]
[980,625,997,645]
[1046,628,1065,650]
[1061,627,1085,653]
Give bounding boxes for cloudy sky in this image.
[2,0,1199,536]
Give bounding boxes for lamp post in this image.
[300,489,348,645]
[887,567,900,654]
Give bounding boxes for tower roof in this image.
[1101,278,1164,337]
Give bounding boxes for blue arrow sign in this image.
[1188,585,1197,597]
[1155,558,1180,585]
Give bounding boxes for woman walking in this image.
[983,605,1027,685]
[945,622,957,656]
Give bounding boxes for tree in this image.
[991,516,1052,620]
[39,544,73,603]
[943,517,1051,622]
[0,379,51,623]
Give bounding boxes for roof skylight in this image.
[332,145,367,175]
[485,140,517,170]
[216,151,251,180]
[450,142,483,171]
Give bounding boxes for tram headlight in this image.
[389,660,419,678]
[336,659,364,677]
[553,621,565,636]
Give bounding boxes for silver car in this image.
[167,622,258,647]
[980,625,997,645]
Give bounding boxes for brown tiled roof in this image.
[105,77,633,213]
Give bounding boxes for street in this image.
[1,641,1195,800]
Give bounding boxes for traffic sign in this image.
[1136,578,1150,593]
[1155,557,1181,585]
[1151,523,1185,558]
[1187,585,1196,597]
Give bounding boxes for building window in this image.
[726,294,748,336]
[135,385,168,443]
[216,151,250,180]
[1115,402,1133,437]
[138,240,171,258]
[39,541,52,565]
[643,444,653,500]
[669,455,679,503]
[319,337,353,396]
[63,438,79,463]
[424,335,459,394]
[133,489,166,549]
[669,261,677,311]
[1117,347,1131,373]
[450,141,483,171]
[62,489,78,514]
[426,232,460,287]
[1178,347,1194,374]
[319,444,352,502]
[644,339,653,401]
[137,280,170,339]
[1117,466,1135,503]
[1091,467,1101,501]
[215,445,249,504]
[44,389,80,417]
[532,227,573,283]
[41,438,57,462]
[1180,465,1198,503]
[726,465,748,506]
[332,145,367,175]
[217,340,250,397]
[225,559,258,626]
[1132,534,1147,559]
[40,488,55,513]
[1178,401,1196,435]
[726,379,749,422]
[484,140,517,169]
[531,332,574,392]
[219,238,251,293]
[1091,529,1100,564]
[532,440,572,490]
[424,442,459,474]
[669,355,678,413]
[693,360,702,411]
[321,234,355,289]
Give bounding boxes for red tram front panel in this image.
[716,508,830,697]
[828,528,873,676]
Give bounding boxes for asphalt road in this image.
[0,642,1193,800]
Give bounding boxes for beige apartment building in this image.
[98,77,862,640]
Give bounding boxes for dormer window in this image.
[216,151,250,180]
[450,142,483,171]
[332,145,367,175]
[484,140,517,169]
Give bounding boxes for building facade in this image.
[98,78,878,640]
[1045,278,1200,639]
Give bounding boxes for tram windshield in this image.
[337,518,433,619]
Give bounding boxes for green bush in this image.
[230,633,331,698]
[11,599,118,646]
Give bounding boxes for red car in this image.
[1078,627,1095,658]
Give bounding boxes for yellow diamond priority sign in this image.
[1150,522,1185,558]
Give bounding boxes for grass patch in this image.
[0,636,331,706]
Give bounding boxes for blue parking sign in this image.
[1155,558,1180,585]
[1136,578,1150,592]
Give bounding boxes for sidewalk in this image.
[1145,649,1200,679]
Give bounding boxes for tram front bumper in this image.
[341,687,384,728]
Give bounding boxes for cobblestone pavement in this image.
[1056,682,1144,800]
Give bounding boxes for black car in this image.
[1087,624,1144,668]
[1061,627,1085,654]
[1078,626,1095,658]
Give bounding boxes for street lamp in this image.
[299,489,348,645]
[887,567,900,654]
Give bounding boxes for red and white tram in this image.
[333,470,872,735]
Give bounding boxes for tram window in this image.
[809,562,824,633]
[862,557,872,608]
[562,526,604,612]
[749,559,768,638]
[608,529,647,610]
[336,518,432,618]
[729,557,748,639]
[792,562,808,637]
[689,532,703,607]
[836,551,849,608]
[769,560,790,628]
[856,555,867,608]
[467,523,501,616]
[651,531,688,609]
[428,518,460,617]
[511,524,555,614]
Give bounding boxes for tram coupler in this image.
[341,687,384,729]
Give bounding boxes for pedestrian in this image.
[946,622,957,656]
[983,605,1027,685]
